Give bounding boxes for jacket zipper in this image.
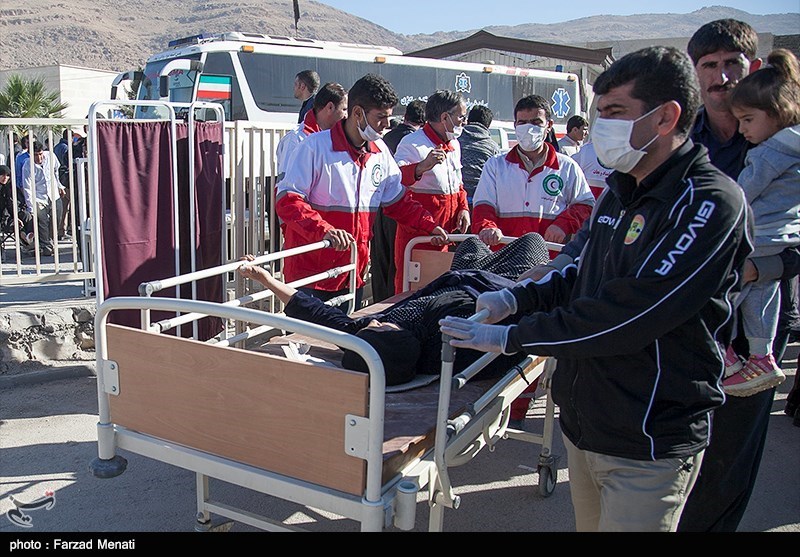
[595,207,627,290]
[354,163,363,281]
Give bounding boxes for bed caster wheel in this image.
[537,465,556,497]
[195,516,234,532]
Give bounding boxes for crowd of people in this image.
[1,128,86,257]
[240,17,800,533]
[2,16,796,533]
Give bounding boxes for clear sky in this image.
[313,1,798,35]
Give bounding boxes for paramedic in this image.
[275,73,447,311]
[439,46,753,531]
[392,90,471,295]
[276,82,348,180]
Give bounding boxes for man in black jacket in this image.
[294,69,320,123]
[382,99,426,155]
[440,46,753,531]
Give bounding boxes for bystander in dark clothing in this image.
[52,130,74,239]
[545,127,561,153]
[678,106,797,531]
[294,69,320,123]
[458,104,500,207]
[382,100,426,155]
[0,164,32,247]
[677,20,799,531]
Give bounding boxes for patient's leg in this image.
[451,233,550,280]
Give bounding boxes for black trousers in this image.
[369,207,397,303]
[678,275,797,531]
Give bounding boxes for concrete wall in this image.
[0,301,96,375]
[0,64,118,119]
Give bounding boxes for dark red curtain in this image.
[97,119,224,340]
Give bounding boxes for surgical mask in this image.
[357,107,383,142]
[445,113,464,141]
[591,104,663,173]
[515,123,547,152]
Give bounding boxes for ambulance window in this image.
[203,52,246,121]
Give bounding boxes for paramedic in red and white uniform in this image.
[471,94,595,426]
[472,94,595,257]
[571,140,614,199]
[276,73,448,310]
[275,82,348,180]
[392,90,471,295]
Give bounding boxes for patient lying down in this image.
[239,233,549,386]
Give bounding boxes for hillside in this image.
[0,2,797,73]
[407,6,800,50]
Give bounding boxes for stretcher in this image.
[90,237,560,532]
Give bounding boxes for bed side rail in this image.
[135,240,359,340]
[402,233,564,292]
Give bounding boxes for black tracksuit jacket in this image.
[504,140,754,460]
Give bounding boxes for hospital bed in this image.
[90,236,560,532]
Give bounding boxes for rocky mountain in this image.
[1,2,797,73]
[408,6,800,50]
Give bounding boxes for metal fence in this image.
[0,117,292,295]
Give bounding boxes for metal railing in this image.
[1,119,94,291]
[1,116,293,295]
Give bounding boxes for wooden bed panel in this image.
[408,249,455,292]
[105,324,369,496]
[245,292,547,484]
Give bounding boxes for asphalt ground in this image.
[0,257,798,541]
[0,359,797,541]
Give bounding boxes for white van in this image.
[115,32,583,136]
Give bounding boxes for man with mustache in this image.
[678,18,799,532]
[687,19,761,181]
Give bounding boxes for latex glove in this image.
[475,289,518,324]
[439,316,510,353]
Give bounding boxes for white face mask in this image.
[445,113,464,141]
[357,107,383,142]
[515,123,547,152]
[591,104,663,173]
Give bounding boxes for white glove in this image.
[475,289,518,324]
[439,316,511,353]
